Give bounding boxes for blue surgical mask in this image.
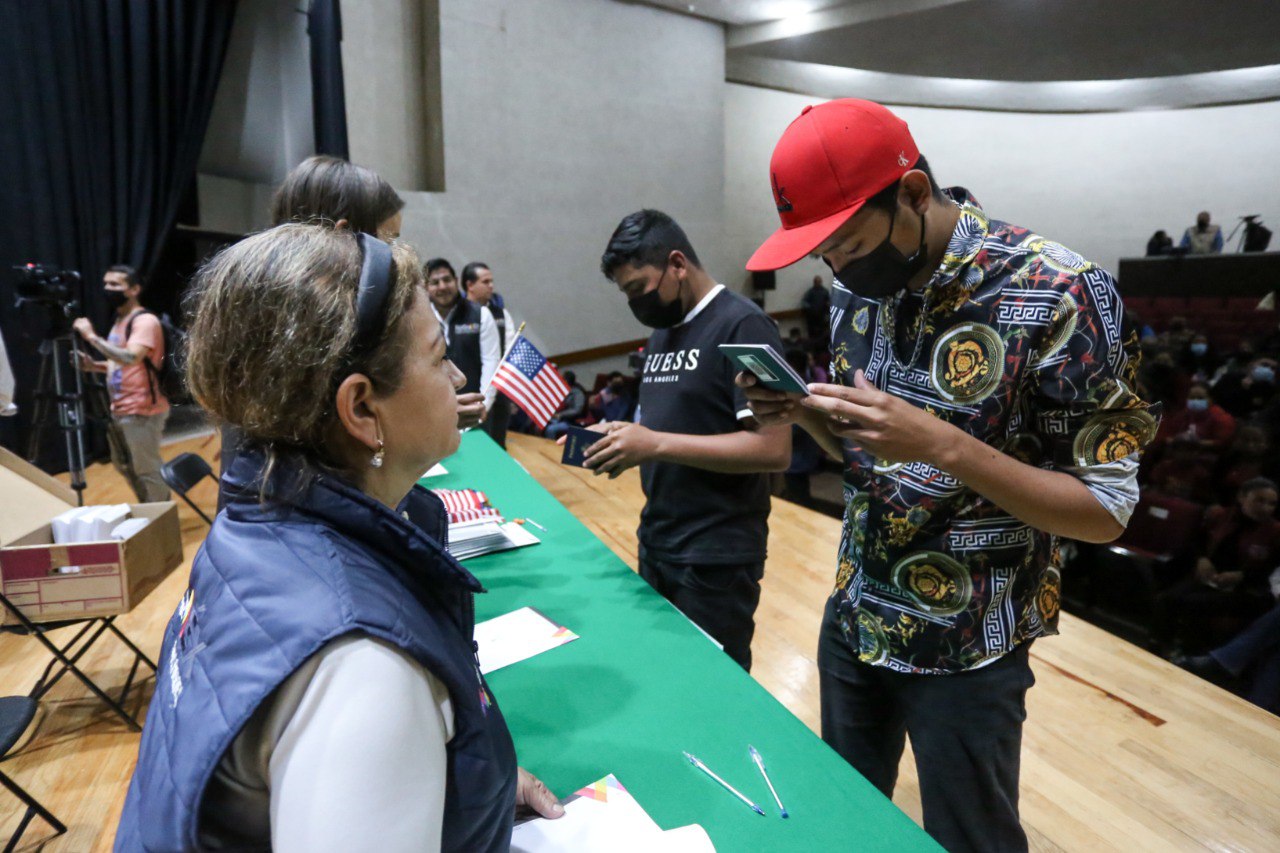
[1190,342,1208,356]
[1187,398,1209,412]
[1252,365,1276,384]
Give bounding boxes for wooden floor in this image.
[1,430,1277,851]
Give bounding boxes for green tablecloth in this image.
[427,432,937,852]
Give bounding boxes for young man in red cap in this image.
[741,99,1158,851]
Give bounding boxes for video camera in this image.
[13,263,82,309]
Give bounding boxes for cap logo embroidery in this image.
[771,172,793,213]
[897,151,910,167]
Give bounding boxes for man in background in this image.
[1182,211,1224,254]
[463,261,514,447]
[73,265,170,501]
[0,326,16,417]
[801,274,831,343]
[545,370,588,439]
[425,258,495,431]
[588,371,633,423]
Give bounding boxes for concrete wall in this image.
[198,0,728,358]
[200,0,312,185]
[385,0,726,356]
[725,82,1280,312]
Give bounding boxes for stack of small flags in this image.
[433,488,503,525]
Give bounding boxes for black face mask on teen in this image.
[628,262,685,329]
[104,289,129,310]
[830,205,928,300]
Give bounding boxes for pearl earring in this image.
[371,439,385,468]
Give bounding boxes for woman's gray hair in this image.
[185,223,422,484]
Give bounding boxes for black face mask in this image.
[830,206,928,300]
[104,289,129,310]
[628,263,685,329]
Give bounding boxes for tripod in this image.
[24,332,116,507]
[1226,215,1271,253]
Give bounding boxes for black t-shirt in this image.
[637,287,783,565]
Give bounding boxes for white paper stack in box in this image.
[51,504,133,544]
[0,446,183,625]
[88,504,131,539]
[110,518,151,540]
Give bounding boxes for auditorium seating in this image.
[1069,493,1203,643]
[1123,295,1275,351]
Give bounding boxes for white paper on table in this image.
[423,463,449,478]
[510,774,714,852]
[474,606,578,675]
[662,824,716,852]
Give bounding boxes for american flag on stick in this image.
[489,325,570,431]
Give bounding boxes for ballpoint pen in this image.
[749,745,788,818]
[683,751,766,816]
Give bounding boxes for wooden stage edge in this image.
[0,431,1275,851]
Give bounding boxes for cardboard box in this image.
[0,445,183,625]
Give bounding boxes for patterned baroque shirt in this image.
[830,189,1158,674]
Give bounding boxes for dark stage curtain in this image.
[0,0,237,465]
[308,0,350,158]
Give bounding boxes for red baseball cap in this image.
[746,99,919,271]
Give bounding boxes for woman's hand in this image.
[516,767,564,819]
[1215,570,1244,591]
[1195,557,1217,585]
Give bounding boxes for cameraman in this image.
[73,265,170,501]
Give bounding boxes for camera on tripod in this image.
[14,263,82,307]
[12,261,103,504]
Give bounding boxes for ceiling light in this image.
[764,1,815,22]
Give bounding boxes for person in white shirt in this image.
[463,261,517,447]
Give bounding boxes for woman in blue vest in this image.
[116,224,562,851]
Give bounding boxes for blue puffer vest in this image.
[115,451,517,851]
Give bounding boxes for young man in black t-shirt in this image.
[581,209,791,670]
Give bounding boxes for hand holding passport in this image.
[719,344,810,395]
[560,425,607,467]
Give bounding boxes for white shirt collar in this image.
[677,283,725,326]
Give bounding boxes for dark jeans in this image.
[818,597,1034,853]
[1154,576,1273,653]
[1212,602,1280,713]
[638,557,764,671]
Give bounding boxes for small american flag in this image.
[433,488,503,525]
[491,335,570,431]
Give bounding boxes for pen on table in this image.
[749,745,788,818]
[683,751,765,816]
[514,517,547,532]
